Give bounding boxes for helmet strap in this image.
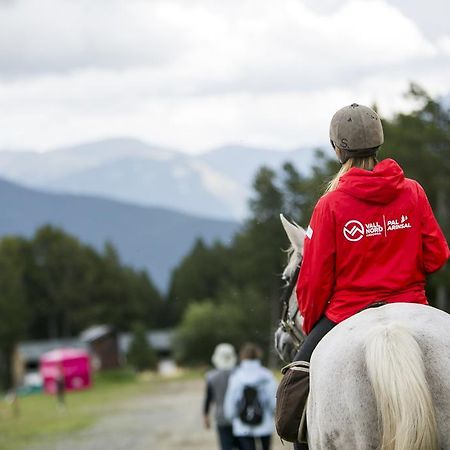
[339,151,350,164]
[331,140,346,164]
[332,146,348,164]
[339,147,379,164]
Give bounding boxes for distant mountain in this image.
[45,157,236,220]
[0,138,180,184]
[198,145,318,186]
[0,177,238,291]
[0,139,331,220]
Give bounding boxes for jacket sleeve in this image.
[203,379,213,415]
[223,373,238,421]
[296,196,336,335]
[417,183,450,273]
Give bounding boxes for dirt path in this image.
[28,378,285,450]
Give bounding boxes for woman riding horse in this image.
[276,103,449,449]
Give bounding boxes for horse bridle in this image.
[279,263,304,347]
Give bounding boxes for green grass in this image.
[0,368,176,450]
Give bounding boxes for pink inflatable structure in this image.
[40,348,92,394]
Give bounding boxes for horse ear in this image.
[280,214,305,250]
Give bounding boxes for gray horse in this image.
[275,214,450,450]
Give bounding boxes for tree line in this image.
[0,226,164,388]
[0,85,448,386]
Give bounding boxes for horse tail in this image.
[365,323,438,450]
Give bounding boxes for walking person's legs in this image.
[238,436,256,450]
[217,425,236,450]
[259,435,271,450]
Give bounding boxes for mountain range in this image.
[0,139,327,220]
[0,138,332,290]
[0,177,237,291]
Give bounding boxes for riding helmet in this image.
[329,103,384,163]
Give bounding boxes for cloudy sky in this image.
[0,0,449,153]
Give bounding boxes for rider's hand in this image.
[204,415,211,429]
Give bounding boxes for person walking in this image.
[55,362,66,411]
[204,343,241,450]
[224,343,277,450]
[275,103,449,449]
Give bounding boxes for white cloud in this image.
[0,0,449,152]
[0,0,188,75]
[438,36,450,56]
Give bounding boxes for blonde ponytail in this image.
[325,155,378,194]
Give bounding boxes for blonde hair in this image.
[325,154,378,193]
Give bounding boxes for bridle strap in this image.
[281,264,301,307]
[280,263,301,324]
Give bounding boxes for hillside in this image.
[0,178,238,290]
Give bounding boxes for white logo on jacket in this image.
[365,221,383,237]
[387,214,412,231]
[343,220,365,242]
[343,214,412,242]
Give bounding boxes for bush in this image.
[126,324,158,371]
[174,300,247,365]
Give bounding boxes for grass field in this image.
[0,369,201,450]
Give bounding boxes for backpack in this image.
[237,385,264,426]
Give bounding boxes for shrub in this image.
[126,324,158,371]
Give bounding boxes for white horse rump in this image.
[308,302,450,450]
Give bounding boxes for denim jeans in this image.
[294,316,336,363]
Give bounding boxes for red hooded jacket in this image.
[296,158,449,335]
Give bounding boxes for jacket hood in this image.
[337,158,405,204]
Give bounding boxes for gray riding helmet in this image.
[329,103,384,163]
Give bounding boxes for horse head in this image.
[274,214,307,363]
[280,213,305,281]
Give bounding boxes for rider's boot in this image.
[275,361,310,445]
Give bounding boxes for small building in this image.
[40,348,92,394]
[13,339,88,388]
[80,325,121,370]
[14,327,175,387]
[119,329,174,359]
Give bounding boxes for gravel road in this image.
[28,378,285,450]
